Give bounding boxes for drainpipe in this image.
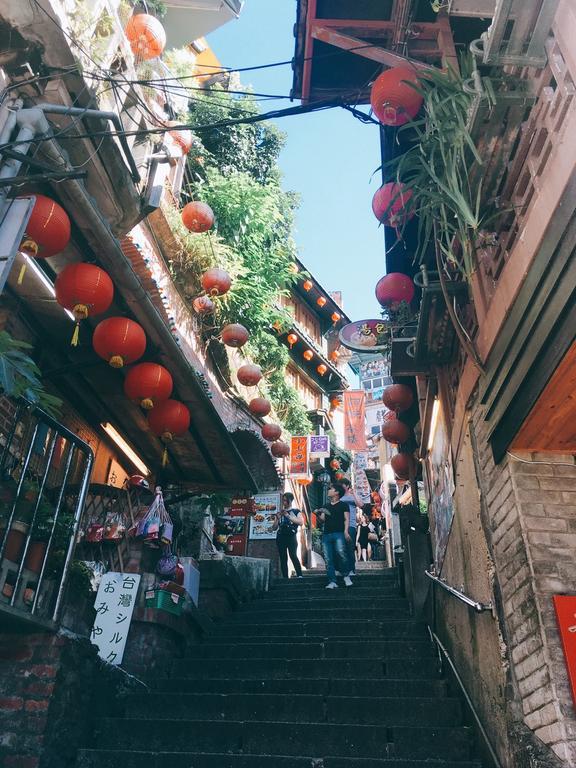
[0,107,50,200]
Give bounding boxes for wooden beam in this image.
[436,12,459,73]
[301,0,317,103]
[310,25,434,71]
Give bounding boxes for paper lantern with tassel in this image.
[261,423,282,442]
[55,263,113,346]
[370,66,423,126]
[193,295,214,315]
[201,268,231,297]
[375,273,415,310]
[317,364,327,376]
[221,323,249,348]
[391,452,414,480]
[303,350,313,361]
[124,362,173,410]
[372,183,414,228]
[382,383,414,413]
[381,418,410,445]
[147,399,190,466]
[287,333,298,349]
[181,201,214,233]
[17,194,71,283]
[92,317,146,368]
[125,13,166,60]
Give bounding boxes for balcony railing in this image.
[0,399,93,627]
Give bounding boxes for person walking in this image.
[341,478,362,577]
[356,513,371,562]
[315,483,352,589]
[273,492,304,578]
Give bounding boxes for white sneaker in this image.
[325,582,338,589]
[348,571,356,577]
[344,576,353,587]
[334,571,342,577]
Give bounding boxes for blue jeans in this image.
[347,526,357,574]
[322,531,348,583]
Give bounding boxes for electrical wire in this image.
[507,452,576,467]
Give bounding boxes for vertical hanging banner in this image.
[289,436,309,478]
[344,390,367,451]
[353,452,371,504]
[310,434,330,459]
[91,572,141,666]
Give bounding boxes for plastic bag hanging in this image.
[135,486,172,548]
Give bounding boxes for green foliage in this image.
[381,61,493,278]
[0,331,62,417]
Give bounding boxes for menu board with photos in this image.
[249,492,281,540]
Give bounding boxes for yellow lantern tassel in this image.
[162,447,168,467]
[17,263,26,285]
[109,355,124,368]
[71,323,80,347]
[141,398,154,410]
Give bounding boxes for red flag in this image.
[344,390,367,451]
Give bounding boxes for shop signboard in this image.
[553,595,576,707]
[310,434,330,459]
[353,452,371,504]
[249,492,281,540]
[338,319,389,353]
[289,435,309,478]
[344,390,367,451]
[224,496,253,555]
[424,400,455,571]
[91,572,141,666]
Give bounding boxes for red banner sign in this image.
[554,595,576,707]
[344,390,367,451]
[289,436,309,478]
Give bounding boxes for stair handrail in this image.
[428,628,503,768]
[425,570,493,613]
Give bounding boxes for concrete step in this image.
[150,677,448,699]
[92,719,473,761]
[124,693,462,726]
[271,572,397,587]
[268,584,400,597]
[169,658,439,680]
[210,620,427,639]
[230,605,411,622]
[78,750,480,768]
[245,597,405,612]
[184,639,436,660]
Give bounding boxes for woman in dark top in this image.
[356,513,370,562]
[273,492,304,578]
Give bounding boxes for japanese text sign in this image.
[344,390,367,451]
[310,434,330,458]
[91,572,141,666]
[553,595,576,707]
[289,436,309,478]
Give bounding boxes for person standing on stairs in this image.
[273,492,305,578]
[315,483,352,589]
[340,477,361,577]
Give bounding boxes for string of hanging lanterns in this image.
[17,194,71,284]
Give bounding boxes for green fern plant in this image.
[0,331,62,417]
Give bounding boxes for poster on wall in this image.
[249,492,281,540]
[344,390,367,451]
[289,436,309,478]
[91,572,141,666]
[310,434,330,458]
[424,401,455,571]
[215,496,253,555]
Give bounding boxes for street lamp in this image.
[316,468,331,505]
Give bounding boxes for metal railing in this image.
[425,570,493,613]
[0,399,94,624]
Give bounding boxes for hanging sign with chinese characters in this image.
[344,390,367,451]
[309,434,330,459]
[338,319,390,353]
[289,435,309,478]
[91,572,141,666]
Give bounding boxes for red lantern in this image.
[125,13,166,60]
[193,295,214,315]
[382,384,414,413]
[237,364,262,387]
[303,280,313,291]
[271,440,290,458]
[147,399,190,466]
[317,296,327,308]
[317,364,327,376]
[382,418,410,445]
[331,312,341,325]
[201,268,231,297]
[124,362,173,410]
[54,263,114,346]
[181,201,214,233]
[329,350,340,362]
[249,397,271,418]
[303,350,313,361]
[297,477,313,486]
[330,397,341,409]
[372,183,414,228]
[168,125,193,154]
[370,66,423,126]
[335,471,345,481]
[375,273,415,310]
[261,423,282,442]
[287,333,298,349]
[92,317,146,368]
[19,194,71,258]
[330,459,340,470]
[221,323,249,348]
[391,452,414,480]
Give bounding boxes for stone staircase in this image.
[78,569,481,768]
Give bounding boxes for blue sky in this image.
[207,0,386,323]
